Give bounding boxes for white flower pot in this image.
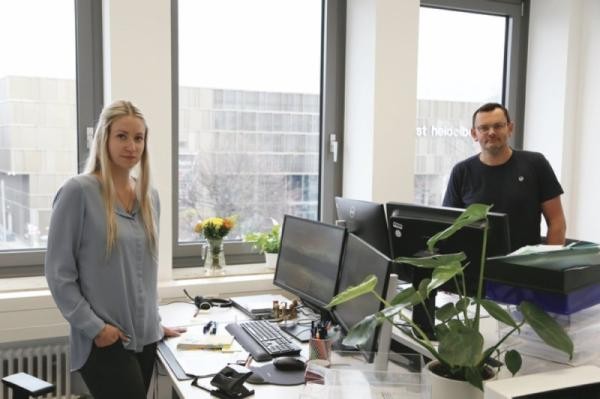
[265,252,278,270]
[422,361,495,399]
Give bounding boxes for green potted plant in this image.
[327,204,573,398]
[244,224,281,269]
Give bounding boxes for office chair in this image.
[2,372,54,399]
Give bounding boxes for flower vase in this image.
[204,238,226,276]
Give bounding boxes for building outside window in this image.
[177,0,322,245]
[0,0,78,251]
[414,3,526,206]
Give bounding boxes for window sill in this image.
[0,262,280,343]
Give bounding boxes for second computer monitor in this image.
[335,197,391,257]
[332,233,392,363]
[273,214,347,313]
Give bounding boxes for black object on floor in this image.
[2,372,54,399]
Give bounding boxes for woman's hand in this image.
[94,324,129,348]
[163,325,187,338]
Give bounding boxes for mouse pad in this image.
[248,364,305,386]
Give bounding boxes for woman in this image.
[45,100,184,398]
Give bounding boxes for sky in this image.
[417,7,505,103]
[0,0,76,79]
[0,1,505,100]
[178,0,322,94]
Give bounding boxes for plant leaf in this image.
[476,299,519,329]
[426,204,492,252]
[341,314,379,347]
[394,252,466,269]
[417,278,430,299]
[390,286,421,306]
[456,297,471,312]
[464,367,484,391]
[504,350,522,376]
[434,324,450,342]
[326,275,378,308]
[519,301,574,358]
[379,302,413,320]
[427,261,464,293]
[438,324,483,367]
[435,302,457,322]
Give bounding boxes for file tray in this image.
[301,351,424,399]
[484,245,600,294]
[301,368,423,399]
[484,245,600,314]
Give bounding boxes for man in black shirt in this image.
[443,103,566,251]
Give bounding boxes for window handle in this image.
[86,127,94,149]
[329,133,338,163]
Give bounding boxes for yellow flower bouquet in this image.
[194,216,236,240]
[194,216,236,275]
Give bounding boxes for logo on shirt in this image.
[518,176,525,182]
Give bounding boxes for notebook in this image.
[230,294,292,319]
[176,333,235,350]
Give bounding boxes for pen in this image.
[203,321,215,334]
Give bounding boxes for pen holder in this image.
[308,337,333,362]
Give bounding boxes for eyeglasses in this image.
[475,122,508,134]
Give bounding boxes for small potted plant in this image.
[327,204,573,398]
[244,223,281,270]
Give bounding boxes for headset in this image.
[184,289,232,311]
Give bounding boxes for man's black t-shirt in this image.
[442,150,563,252]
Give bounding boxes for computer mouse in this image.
[273,356,306,371]
[245,372,265,384]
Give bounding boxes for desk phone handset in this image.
[193,365,254,399]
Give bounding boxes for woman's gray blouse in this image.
[45,174,163,370]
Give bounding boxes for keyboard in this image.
[239,320,302,358]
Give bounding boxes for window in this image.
[0,0,102,276]
[174,0,344,267]
[414,0,528,206]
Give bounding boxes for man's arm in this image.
[541,196,566,245]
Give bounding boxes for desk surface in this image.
[158,302,421,398]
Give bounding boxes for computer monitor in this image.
[334,197,391,257]
[387,202,511,295]
[332,233,392,363]
[386,202,511,337]
[273,215,347,341]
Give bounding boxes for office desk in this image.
[158,302,421,398]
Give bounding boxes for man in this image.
[443,102,566,251]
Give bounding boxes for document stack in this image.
[499,303,600,365]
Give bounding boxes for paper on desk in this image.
[507,242,600,257]
[508,244,565,256]
[177,332,234,349]
[164,326,248,377]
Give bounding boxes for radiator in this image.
[0,342,71,399]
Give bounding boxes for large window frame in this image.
[0,0,103,277]
[171,0,346,267]
[421,0,529,147]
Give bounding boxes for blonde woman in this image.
[45,100,184,398]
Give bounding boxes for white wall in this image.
[103,0,173,281]
[524,0,600,241]
[343,0,418,204]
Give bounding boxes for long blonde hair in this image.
[84,100,157,255]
